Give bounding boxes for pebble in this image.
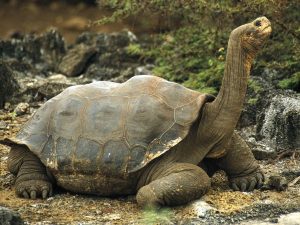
[0,206,24,225]
[14,102,30,116]
[190,200,215,218]
[278,212,300,225]
[0,120,7,129]
[268,175,288,191]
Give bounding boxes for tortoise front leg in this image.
[213,131,264,191]
[136,163,211,207]
[8,145,54,199]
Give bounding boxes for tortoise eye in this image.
[255,20,261,27]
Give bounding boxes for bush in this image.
[96,0,300,93]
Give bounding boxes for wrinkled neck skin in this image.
[197,34,256,153]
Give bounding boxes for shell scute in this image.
[156,80,199,108]
[83,96,126,142]
[127,146,147,172]
[56,137,74,172]
[101,140,130,176]
[50,97,84,140]
[125,94,174,147]
[73,138,101,173]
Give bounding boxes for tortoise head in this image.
[230,17,272,56]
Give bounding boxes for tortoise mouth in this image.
[262,25,272,33]
[258,25,271,40]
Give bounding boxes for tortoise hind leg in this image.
[8,145,54,199]
[136,163,211,207]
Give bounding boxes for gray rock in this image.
[251,141,277,160]
[108,31,134,48]
[189,200,215,218]
[278,212,300,225]
[58,44,96,77]
[37,74,76,98]
[261,175,288,191]
[0,120,7,130]
[14,102,30,116]
[84,65,119,80]
[76,31,148,81]
[1,29,66,75]
[0,62,19,108]
[238,126,277,160]
[246,212,300,225]
[257,93,300,151]
[111,67,135,83]
[11,74,76,103]
[135,64,154,76]
[76,31,135,52]
[0,206,24,225]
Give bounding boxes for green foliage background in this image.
[98,0,300,94]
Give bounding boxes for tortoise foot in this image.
[16,180,53,199]
[229,169,264,192]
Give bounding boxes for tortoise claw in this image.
[248,180,256,191]
[30,190,37,199]
[22,191,29,199]
[16,180,53,200]
[229,169,265,192]
[240,183,247,192]
[42,189,48,199]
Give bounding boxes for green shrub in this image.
[278,72,300,91]
[126,43,143,56]
[96,0,300,93]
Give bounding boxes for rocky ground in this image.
[0,109,300,224]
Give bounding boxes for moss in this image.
[140,207,174,224]
[125,43,143,56]
[278,72,300,91]
[247,98,258,105]
[248,79,262,94]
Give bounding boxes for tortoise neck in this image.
[210,38,252,129]
[196,37,255,152]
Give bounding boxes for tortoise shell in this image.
[9,75,208,177]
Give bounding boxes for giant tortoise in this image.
[3,17,271,207]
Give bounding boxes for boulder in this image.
[0,62,19,108]
[0,206,24,225]
[10,74,76,103]
[238,126,277,160]
[1,29,66,75]
[75,31,145,81]
[84,65,119,80]
[256,92,300,151]
[58,44,96,77]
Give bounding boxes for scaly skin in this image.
[215,132,264,191]
[201,132,264,191]
[136,163,211,207]
[8,145,53,199]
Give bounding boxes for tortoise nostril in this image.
[255,20,262,27]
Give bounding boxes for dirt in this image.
[0,108,300,224]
